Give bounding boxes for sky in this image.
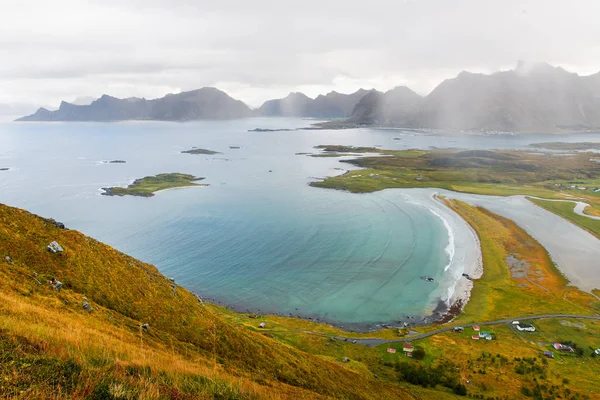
[1,0,600,113]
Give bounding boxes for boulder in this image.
[141,323,150,331]
[4,255,13,264]
[82,302,92,313]
[46,241,64,253]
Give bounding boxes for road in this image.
[260,314,600,347]
[335,314,600,346]
[527,196,600,221]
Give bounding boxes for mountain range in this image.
[16,62,600,133]
[17,87,253,122]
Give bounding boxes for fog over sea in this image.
[2,118,600,329]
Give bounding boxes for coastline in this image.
[196,190,486,333]
[429,192,484,323]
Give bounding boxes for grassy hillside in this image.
[0,203,417,399]
[2,201,599,399]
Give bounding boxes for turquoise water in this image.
[2,119,600,328]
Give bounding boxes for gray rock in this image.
[46,241,64,253]
[82,302,92,313]
[141,323,150,331]
[5,255,13,264]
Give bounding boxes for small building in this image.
[406,352,413,358]
[552,343,574,353]
[471,335,480,340]
[516,323,536,332]
[512,321,520,325]
[543,351,554,359]
[258,322,266,328]
[594,188,600,193]
[594,349,600,355]
[387,348,396,354]
[403,343,414,352]
[479,331,493,340]
[453,326,464,333]
[473,325,480,332]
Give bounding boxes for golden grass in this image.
[444,200,598,323]
[0,203,417,400]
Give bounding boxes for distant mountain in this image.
[347,86,423,125]
[348,62,600,133]
[16,87,253,121]
[257,89,372,118]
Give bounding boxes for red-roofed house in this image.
[473,325,480,332]
[387,348,396,354]
[471,335,480,340]
[403,343,414,352]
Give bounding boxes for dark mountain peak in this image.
[58,100,75,109]
[386,86,422,98]
[285,92,312,101]
[17,88,252,121]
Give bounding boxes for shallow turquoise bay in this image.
[2,119,600,327]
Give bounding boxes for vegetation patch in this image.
[181,147,221,155]
[101,173,206,197]
[310,147,600,202]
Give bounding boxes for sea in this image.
[2,118,600,329]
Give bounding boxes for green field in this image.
[102,173,206,197]
[311,147,600,203]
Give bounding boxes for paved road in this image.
[528,196,600,221]
[259,314,600,347]
[332,314,600,346]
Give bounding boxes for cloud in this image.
[1,0,599,108]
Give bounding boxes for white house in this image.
[516,324,535,332]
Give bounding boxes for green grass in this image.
[527,197,600,240]
[310,147,600,202]
[102,173,206,197]
[443,200,596,325]
[0,203,418,400]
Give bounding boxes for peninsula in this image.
[101,173,205,197]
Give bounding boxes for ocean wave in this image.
[401,194,459,305]
[426,207,455,272]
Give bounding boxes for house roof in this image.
[403,343,414,349]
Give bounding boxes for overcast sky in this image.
[1,0,600,111]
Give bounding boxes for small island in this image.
[108,160,126,164]
[0,167,9,171]
[101,173,206,197]
[181,147,221,155]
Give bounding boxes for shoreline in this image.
[432,194,484,323]
[196,190,486,333]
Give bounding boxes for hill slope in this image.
[0,203,417,399]
[16,88,253,121]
